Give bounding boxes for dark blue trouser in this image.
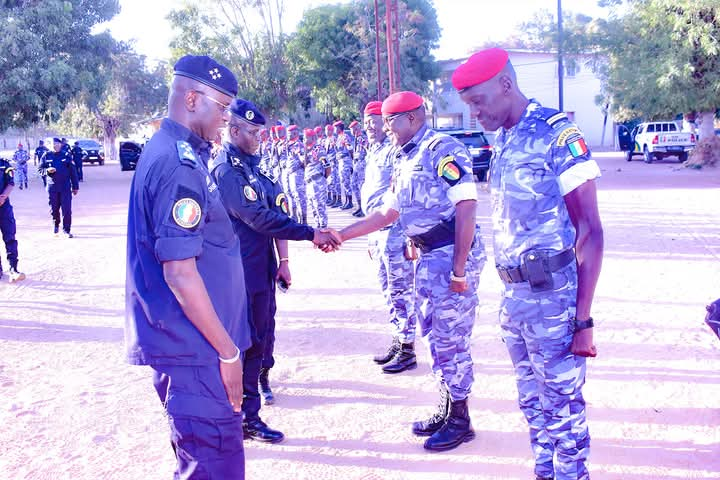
[48,188,72,233]
[261,291,276,370]
[0,202,18,271]
[152,365,245,480]
[243,287,276,419]
[73,159,83,181]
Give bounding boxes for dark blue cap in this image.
[173,55,238,98]
[53,137,61,143]
[229,98,266,126]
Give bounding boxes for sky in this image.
[99,0,611,63]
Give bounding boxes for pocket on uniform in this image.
[169,415,222,461]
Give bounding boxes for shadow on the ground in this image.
[0,319,122,342]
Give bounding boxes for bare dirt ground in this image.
[1,152,719,480]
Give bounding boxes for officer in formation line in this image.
[125,55,249,479]
[209,98,339,445]
[335,91,487,452]
[302,128,329,229]
[38,138,79,238]
[11,143,29,190]
[333,120,355,210]
[453,47,603,480]
[349,120,367,217]
[360,100,418,374]
[0,157,26,282]
[70,141,85,182]
[286,125,307,225]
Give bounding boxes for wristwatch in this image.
[573,317,594,331]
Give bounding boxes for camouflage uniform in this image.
[324,135,339,199]
[304,143,328,228]
[259,139,273,178]
[491,100,601,480]
[335,131,354,197]
[286,139,307,224]
[352,132,368,207]
[384,125,486,401]
[12,148,29,189]
[362,137,416,344]
[276,139,294,218]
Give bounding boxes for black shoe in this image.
[341,195,353,210]
[352,208,363,217]
[412,384,450,436]
[331,194,342,208]
[326,194,334,206]
[382,343,417,374]
[19,185,23,190]
[53,225,59,235]
[243,418,284,443]
[64,231,73,239]
[423,398,475,451]
[535,476,554,480]
[373,337,400,365]
[258,367,275,405]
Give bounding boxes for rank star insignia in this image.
[209,68,222,80]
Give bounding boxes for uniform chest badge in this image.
[437,155,464,186]
[244,185,258,201]
[172,198,202,228]
[275,193,289,214]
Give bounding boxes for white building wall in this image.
[434,51,611,147]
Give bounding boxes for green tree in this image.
[54,45,169,161]
[0,0,120,131]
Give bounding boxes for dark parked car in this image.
[120,141,143,171]
[444,130,493,181]
[75,139,104,165]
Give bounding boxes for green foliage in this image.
[0,0,120,131]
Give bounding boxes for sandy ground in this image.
[0,152,719,480]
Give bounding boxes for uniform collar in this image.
[398,125,428,156]
[161,118,212,162]
[224,142,260,167]
[511,99,543,133]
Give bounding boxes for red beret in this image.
[288,124,298,131]
[304,128,315,138]
[325,124,333,131]
[364,101,382,115]
[275,125,285,132]
[381,91,424,115]
[332,120,344,127]
[451,48,509,91]
[314,126,323,134]
[349,120,359,128]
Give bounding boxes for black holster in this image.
[408,217,455,254]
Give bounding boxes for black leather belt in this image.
[496,249,575,284]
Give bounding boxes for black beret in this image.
[53,138,61,143]
[174,55,238,98]
[229,98,266,126]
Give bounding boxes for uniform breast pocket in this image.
[202,193,236,247]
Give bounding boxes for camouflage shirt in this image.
[353,132,368,163]
[304,143,327,180]
[335,131,354,158]
[361,137,395,215]
[285,139,304,172]
[384,125,477,237]
[324,136,336,162]
[490,100,601,267]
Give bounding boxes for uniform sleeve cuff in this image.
[447,181,478,204]
[155,237,203,263]
[558,160,601,196]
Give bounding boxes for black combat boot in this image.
[382,342,417,374]
[326,192,333,206]
[341,194,353,210]
[352,207,364,217]
[423,398,475,451]
[243,417,284,444]
[412,384,450,436]
[332,193,342,208]
[373,337,400,365]
[258,368,275,405]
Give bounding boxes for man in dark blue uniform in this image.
[34,140,48,185]
[38,138,79,238]
[125,55,250,480]
[70,141,84,182]
[0,158,26,282]
[210,98,340,444]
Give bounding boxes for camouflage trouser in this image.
[499,262,590,480]
[351,158,366,207]
[328,157,340,196]
[306,176,328,228]
[338,154,353,197]
[289,169,307,223]
[369,223,416,344]
[280,167,294,217]
[16,164,28,186]
[415,228,486,401]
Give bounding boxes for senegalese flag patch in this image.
[437,155,465,186]
[172,198,202,229]
[275,193,289,215]
[244,185,258,201]
[568,137,589,158]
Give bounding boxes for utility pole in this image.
[374,0,383,100]
[558,0,564,112]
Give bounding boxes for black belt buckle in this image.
[496,265,512,283]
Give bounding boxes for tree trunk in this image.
[102,119,119,163]
[686,111,718,168]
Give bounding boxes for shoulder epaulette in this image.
[545,112,568,129]
[176,141,198,168]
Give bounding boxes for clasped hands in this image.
[312,228,343,252]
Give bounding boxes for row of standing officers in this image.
[125,47,603,480]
